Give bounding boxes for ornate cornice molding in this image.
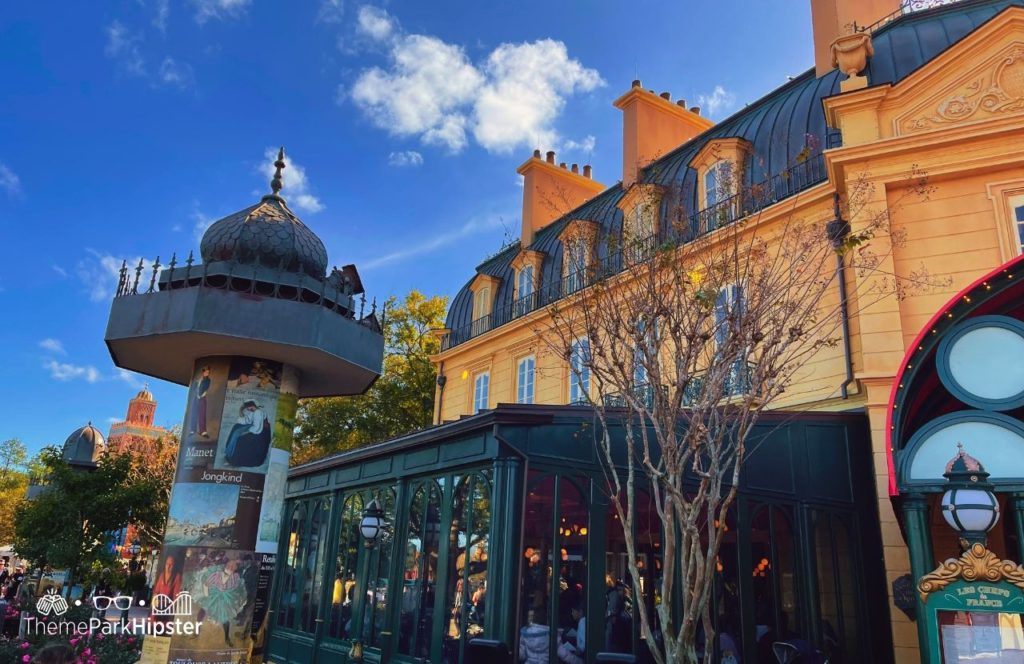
[919,542,1024,602]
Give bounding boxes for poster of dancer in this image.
[167,547,260,664]
[214,358,284,474]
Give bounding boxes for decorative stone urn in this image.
[831,32,874,78]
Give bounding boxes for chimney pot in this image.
[546,151,555,164]
[583,165,592,178]
[690,106,701,116]
[676,99,687,107]
[660,92,671,101]
[533,149,541,158]
[559,162,567,169]
[571,163,579,174]
[631,79,642,88]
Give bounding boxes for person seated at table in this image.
[557,603,586,664]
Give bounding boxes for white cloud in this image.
[116,368,146,389]
[51,264,68,277]
[0,163,21,197]
[348,12,601,154]
[44,360,102,384]
[563,135,596,155]
[318,0,345,24]
[260,148,324,214]
[39,338,66,355]
[351,34,482,152]
[153,0,170,31]
[387,150,423,167]
[105,21,146,76]
[697,85,737,118]
[159,58,194,90]
[472,40,603,153]
[361,213,506,270]
[356,5,394,40]
[76,249,145,302]
[191,0,251,24]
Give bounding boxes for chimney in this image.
[613,80,715,187]
[810,0,899,76]
[517,151,605,245]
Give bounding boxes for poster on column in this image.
[166,547,261,664]
[246,553,278,664]
[178,358,231,475]
[213,358,285,475]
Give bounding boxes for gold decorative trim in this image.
[919,542,1024,602]
[901,44,1024,134]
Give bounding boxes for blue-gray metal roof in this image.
[444,0,1024,334]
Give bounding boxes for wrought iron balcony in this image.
[682,361,758,407]
[602,383,668,410]
[440,154,827,351]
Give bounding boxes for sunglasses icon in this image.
[91,595,133,611]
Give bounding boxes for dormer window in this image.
[558,219,598,295]
[473,286,491,327]
[704,160,734,208]
[616,183,664,262]
[516,265,535,315]
[690,138,753,234]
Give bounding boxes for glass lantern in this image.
[940,443,1000,545]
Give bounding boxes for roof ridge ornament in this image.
[270,146,286,197]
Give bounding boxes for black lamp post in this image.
[940,443,1000,546]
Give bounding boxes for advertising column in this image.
[151,356,297,664]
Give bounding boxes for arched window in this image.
[328,493,363,640]
[704,160,734,208]
[361,488,395,649]
[517,265,535,316]
[300,498,332,633]
[398,481,443,658]
[443,473,492,663]
[278,501,308,629]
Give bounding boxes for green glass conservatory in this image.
[266,404,893,664]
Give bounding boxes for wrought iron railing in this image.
[441,154,827,351]
[112,252,378,323]
[860,0,965,34]
[603,383,668,410]
[682,361,758,406]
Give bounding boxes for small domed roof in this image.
[63,423,105,467]
[135,385,154,402]
[199,148,328,279]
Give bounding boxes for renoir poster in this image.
[213,358,284,474]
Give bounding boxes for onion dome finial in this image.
[270,147,286,196]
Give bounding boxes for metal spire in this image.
[270,147,286,196]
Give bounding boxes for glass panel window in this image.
[301,498,332,633]
[520,474,555,662]
[329,494,363,640]
[519,266,534,299]
[473,373,490,413]
[704,160,734,209]
[1012,194,1024,253]
[714,284,743,348]
[443,473,492,664]
[570,339,590,404]
[517,356,536,404]
[278,502,307,630]
[474,287,490,320]
[814,511,861,663]
[398,482,443,659]
[361,488,395,650]
[751,505,799,664]
[565,241,588,293]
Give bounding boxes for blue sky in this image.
[0,0,814,454]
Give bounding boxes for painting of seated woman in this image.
[224,400,273,468]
